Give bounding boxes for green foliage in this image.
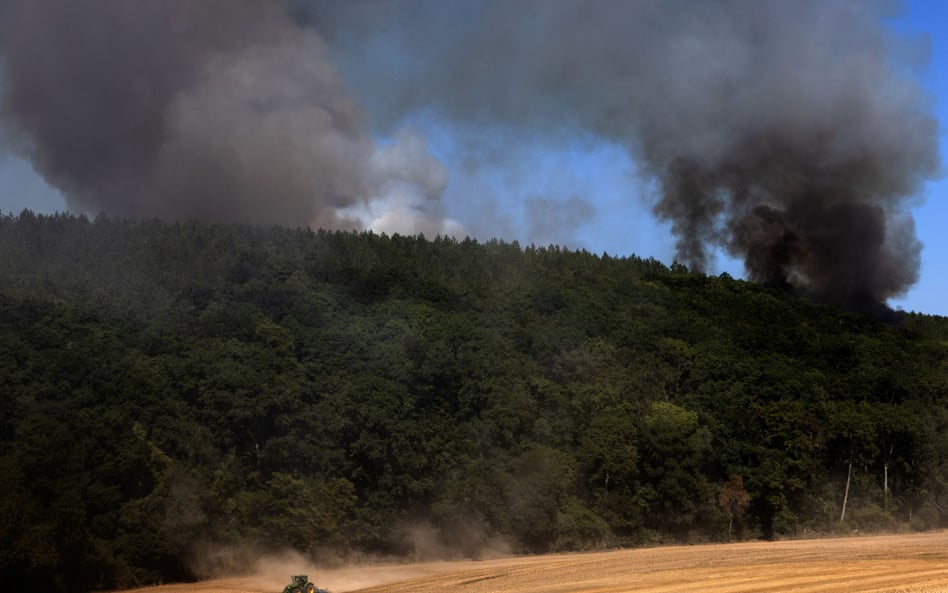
[234,474,356,551]
[0,212,946,591]
[638,402,714,538]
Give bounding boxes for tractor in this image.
[282,574,329,593]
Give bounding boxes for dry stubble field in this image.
[123,530,948,593]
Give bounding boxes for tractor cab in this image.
[282,575,327,593]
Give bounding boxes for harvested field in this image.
[121,530,948,593]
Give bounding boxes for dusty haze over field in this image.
[119,531,948,593]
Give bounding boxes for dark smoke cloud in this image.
[316,0,940,312]
[1,0,939,312]
[0,0,448,231]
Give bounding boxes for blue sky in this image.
[886,0,948,316]
[0,0,945,316]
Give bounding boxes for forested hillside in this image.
[1,211,947,593]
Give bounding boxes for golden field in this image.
[121,530,948,593]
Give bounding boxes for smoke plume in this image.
[316,0,940,312]
[1,1,940,311]
[0,0,449,232]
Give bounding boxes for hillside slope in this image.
[1,212,946,592]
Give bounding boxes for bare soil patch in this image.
[121,530,948,593]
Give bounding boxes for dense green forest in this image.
[1,211,947,593]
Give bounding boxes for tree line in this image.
[0,211,946,592]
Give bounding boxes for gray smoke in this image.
[526,196,596,248]
[0,0,447,231]
[1,0,939,311]
[315,0,940,312]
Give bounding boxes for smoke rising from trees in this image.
[0,0,940,311]
[316,0,940,311]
